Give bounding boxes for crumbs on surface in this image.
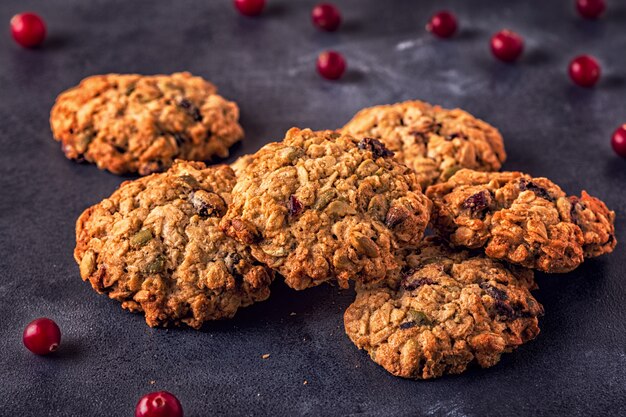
[262,353,270,359]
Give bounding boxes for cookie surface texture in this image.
[426,169,616,272]
[75,161,272,328]
[51,72,243,175]
[342,101,506,188]
[222,128,432,290]
[344,238,543,379]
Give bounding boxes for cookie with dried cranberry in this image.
[344,238,543,380]
[74,161,272,328]
[426,169,616,273]
[221,128,432,290]
[51,72,243,175]
[341,101,506,188]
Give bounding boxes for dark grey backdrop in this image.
[0,1,625,416]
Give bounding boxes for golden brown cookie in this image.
[341,101,506,188]
[344,238,543,380]
[426,169,616,272]
[221,128,432,290]
[74,161,272,328]
[51,72,243,175]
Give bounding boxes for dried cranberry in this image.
[288,195,304,217]
[519,178,554,201]
[569,196,581,224]
[480,282,508,301]
[190,190,226,218]
[495,300,516,319]
[179,98,202,122]
[403,277,435,291]
[461,190,490,213]
[173,133,188,147]
[357,138,394,158]
[224,252,242,276]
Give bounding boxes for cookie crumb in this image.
[262,353,270,359]
[303,380,308,385]
[290,312,296,316]
[149,380,156,385]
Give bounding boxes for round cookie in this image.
[221,128,432,290]
[344,238,543,380]
[51,72,244,175]
[341,101,506,188]
[426,169,616,273]
[75,161,272,328]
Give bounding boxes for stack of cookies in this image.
[55,73,616,380]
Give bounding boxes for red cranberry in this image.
[611,125,626,158]
[317,51,346,80]
[426,11,458,38]
[569,55,601,87]
[490,30,524,62]
[135,391,183,417]
[576,0,606,19]
[23,318,61,355]
[10,12,46,48]
[312,3,342,32]
[233,0,265,17]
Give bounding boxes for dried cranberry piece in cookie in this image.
[461,190,491,213]
[518,178,554,201]
[358,137,394,158]
[288,195,304,217]
[179,98,203,122]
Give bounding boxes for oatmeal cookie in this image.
[426,169,616,273]
[51,72,244,175]
[221,128,432,290]
[344,238,543,380]
[74,161,272,328]
[341,101,506,188]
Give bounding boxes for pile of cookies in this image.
[55,72,616,380]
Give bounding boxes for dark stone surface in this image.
[0,1,625,416]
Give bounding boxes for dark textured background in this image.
[1,1,625,416]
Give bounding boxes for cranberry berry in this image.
[312,3,342,32]
[569,55,601,87]
[490,30,524,62]
[317,51,346,80]
[10,12,47,48]
[136,391,183,417]
[23,318,61,355]
[611,125,626,158]
[233,0,265,17]
[426,11,458,38]
[576,0,606,19]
